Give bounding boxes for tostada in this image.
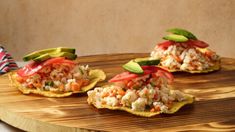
[150,28,220,73]
[87,59,194,117]
[9,47,105,97]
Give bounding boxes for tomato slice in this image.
[142,66,174,84]
[141,66,161,73]
[108,72,138,82]
[43,57,75,65]
[109,66,174,83]
[155,69,174,84]
[17,57,75,77]
[143,69,152,75]
[187,40,209,48]
[17,61,42,77]
[156,40,175,50]
[156,39,208,50]
[42,57,65,65]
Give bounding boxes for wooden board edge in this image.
[0,105,93,132]
[156,119,235,131]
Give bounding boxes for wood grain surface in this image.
[0,53,235,132]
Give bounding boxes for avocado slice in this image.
[23,47,76,61]
[134,58,160,66]
[23,48,55,61]
[33,53,51,62]
[123,60,143,74]
[167,28,197,40]
[32,52,77,62]
[55,47,75,54]
[50,52,77,60]
[163,34,188,42]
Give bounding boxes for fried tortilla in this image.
[164,59,221,73]
[145,56,220,73]
[9,69,106,97]
[88,92,194,117]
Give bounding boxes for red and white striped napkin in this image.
[0,46,18,74]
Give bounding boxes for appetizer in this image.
[150,28,220,73]
[87,59,194,117]
[9,47,106,97]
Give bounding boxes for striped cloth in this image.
[0,46,18,74]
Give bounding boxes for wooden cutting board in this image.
[0,53,235,132]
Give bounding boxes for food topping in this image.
[166,28,197,40]
[16,48,92,93]
[23,47,76,62]
[88,66,187,113]
[151,28,220,71]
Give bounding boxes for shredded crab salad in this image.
[88,66,188,113]
[151,41,220,71]
[16,57,91,93]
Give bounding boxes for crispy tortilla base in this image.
[88,93,194,117]
[167,48,221,73]
[150,47,221,73]
[166,59,221,73]
[9,69,106,97]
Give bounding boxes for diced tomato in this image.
[110,92,116,97]
[156,40,175,50]
[150,108,155,112]
[27,84,34,88]
[154,93,158,99]
[101,100,107,105]
[16,76,25,83]
[154,106,161,111]
[143,88,148,94]
[117,90,125,96]
[108,72,138,82]
[172,55,182,63]
[127,80,135,88]
[205,50,216,59]
[81,79,90,86]
[58,84,65,91]
[102,92,109,98]
[187,40,209,48]
[17,57,75,77]
[71,82,82,91]
[33,82,42,88]
[166,100,173,109]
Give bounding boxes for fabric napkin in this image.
[0,46,18,74]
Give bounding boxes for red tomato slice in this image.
[141,66,160,73]
[141,66,174,84]
[17,61,42,77]
[62,59,76,65]
[43,57,75,65]
[156,40,175,50]
[42,57,65,65]
[109,72,138,82]
[156,40,208,50]
[155,69,174,84]
[17,57,75,77]
[143,69,152,75]
[109,66,174,83]
[187,40,209,48]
